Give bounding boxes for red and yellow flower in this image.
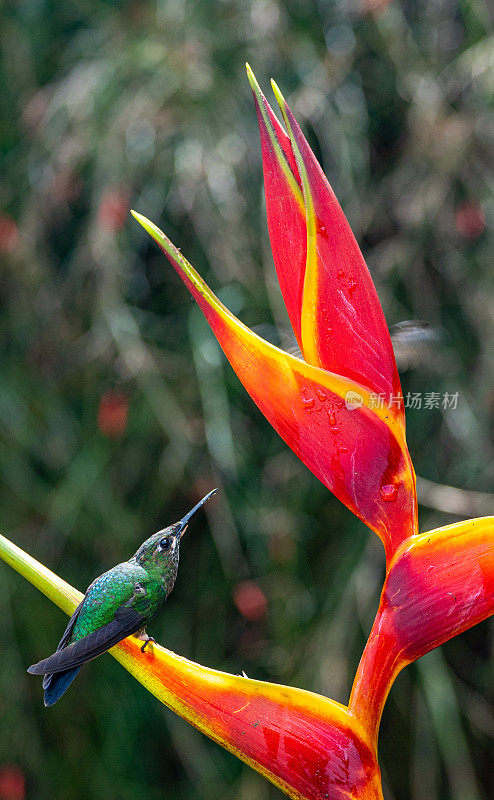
[1,66,492,799]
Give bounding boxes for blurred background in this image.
[0,0,493,798]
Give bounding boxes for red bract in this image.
[267,75,401,402]
[2,67,493,800]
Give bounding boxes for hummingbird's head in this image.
[131,489,217,593]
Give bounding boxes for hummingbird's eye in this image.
[159,537,172,552]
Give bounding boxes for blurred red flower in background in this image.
[97,186,130,232]
[97,390,129,438]
[0,215,19,254]
[0,766,25,800]
[455,202,486,239]
[233,580,268,621]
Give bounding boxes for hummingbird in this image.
[28,488,217,706]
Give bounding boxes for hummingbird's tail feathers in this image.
[43,667,81,706]
[27,600,85,676]
[27,603,146,675]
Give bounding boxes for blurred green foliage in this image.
[0,0,493,798]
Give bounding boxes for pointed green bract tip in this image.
[130,209,179,263]
[245,62,260,95]
[131,209,164,243]
[130,208,150,227]
[270,79,286,111]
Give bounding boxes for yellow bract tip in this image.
[130,209,151,227]
[131,209,160,239]
[245,62,260,95]
[270,79,286,110]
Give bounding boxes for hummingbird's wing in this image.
[53,600,84,652]
[28,599,149,675]
[41,600,85,690]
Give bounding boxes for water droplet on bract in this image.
[302,396,315,409]
[337,269,345,280]
[328,411,336,426]
[348,280,357,295]
[317,219,328,237]
[316,389,327,401]
[380,484,398,502]
[331,426,340,435]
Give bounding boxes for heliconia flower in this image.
[131,67,418,564]
[3,67,493,800]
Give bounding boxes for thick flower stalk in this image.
[2,67,493,799]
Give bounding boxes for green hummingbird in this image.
[28,488,217,706]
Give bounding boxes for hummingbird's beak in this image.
[177,488,218,538]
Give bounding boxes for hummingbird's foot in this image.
[141,636,155,653]
[135,629,155,653]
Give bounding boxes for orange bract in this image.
[130,212,417,561]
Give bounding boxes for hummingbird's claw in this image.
[135,628,155,652]
[140,636,155,653]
